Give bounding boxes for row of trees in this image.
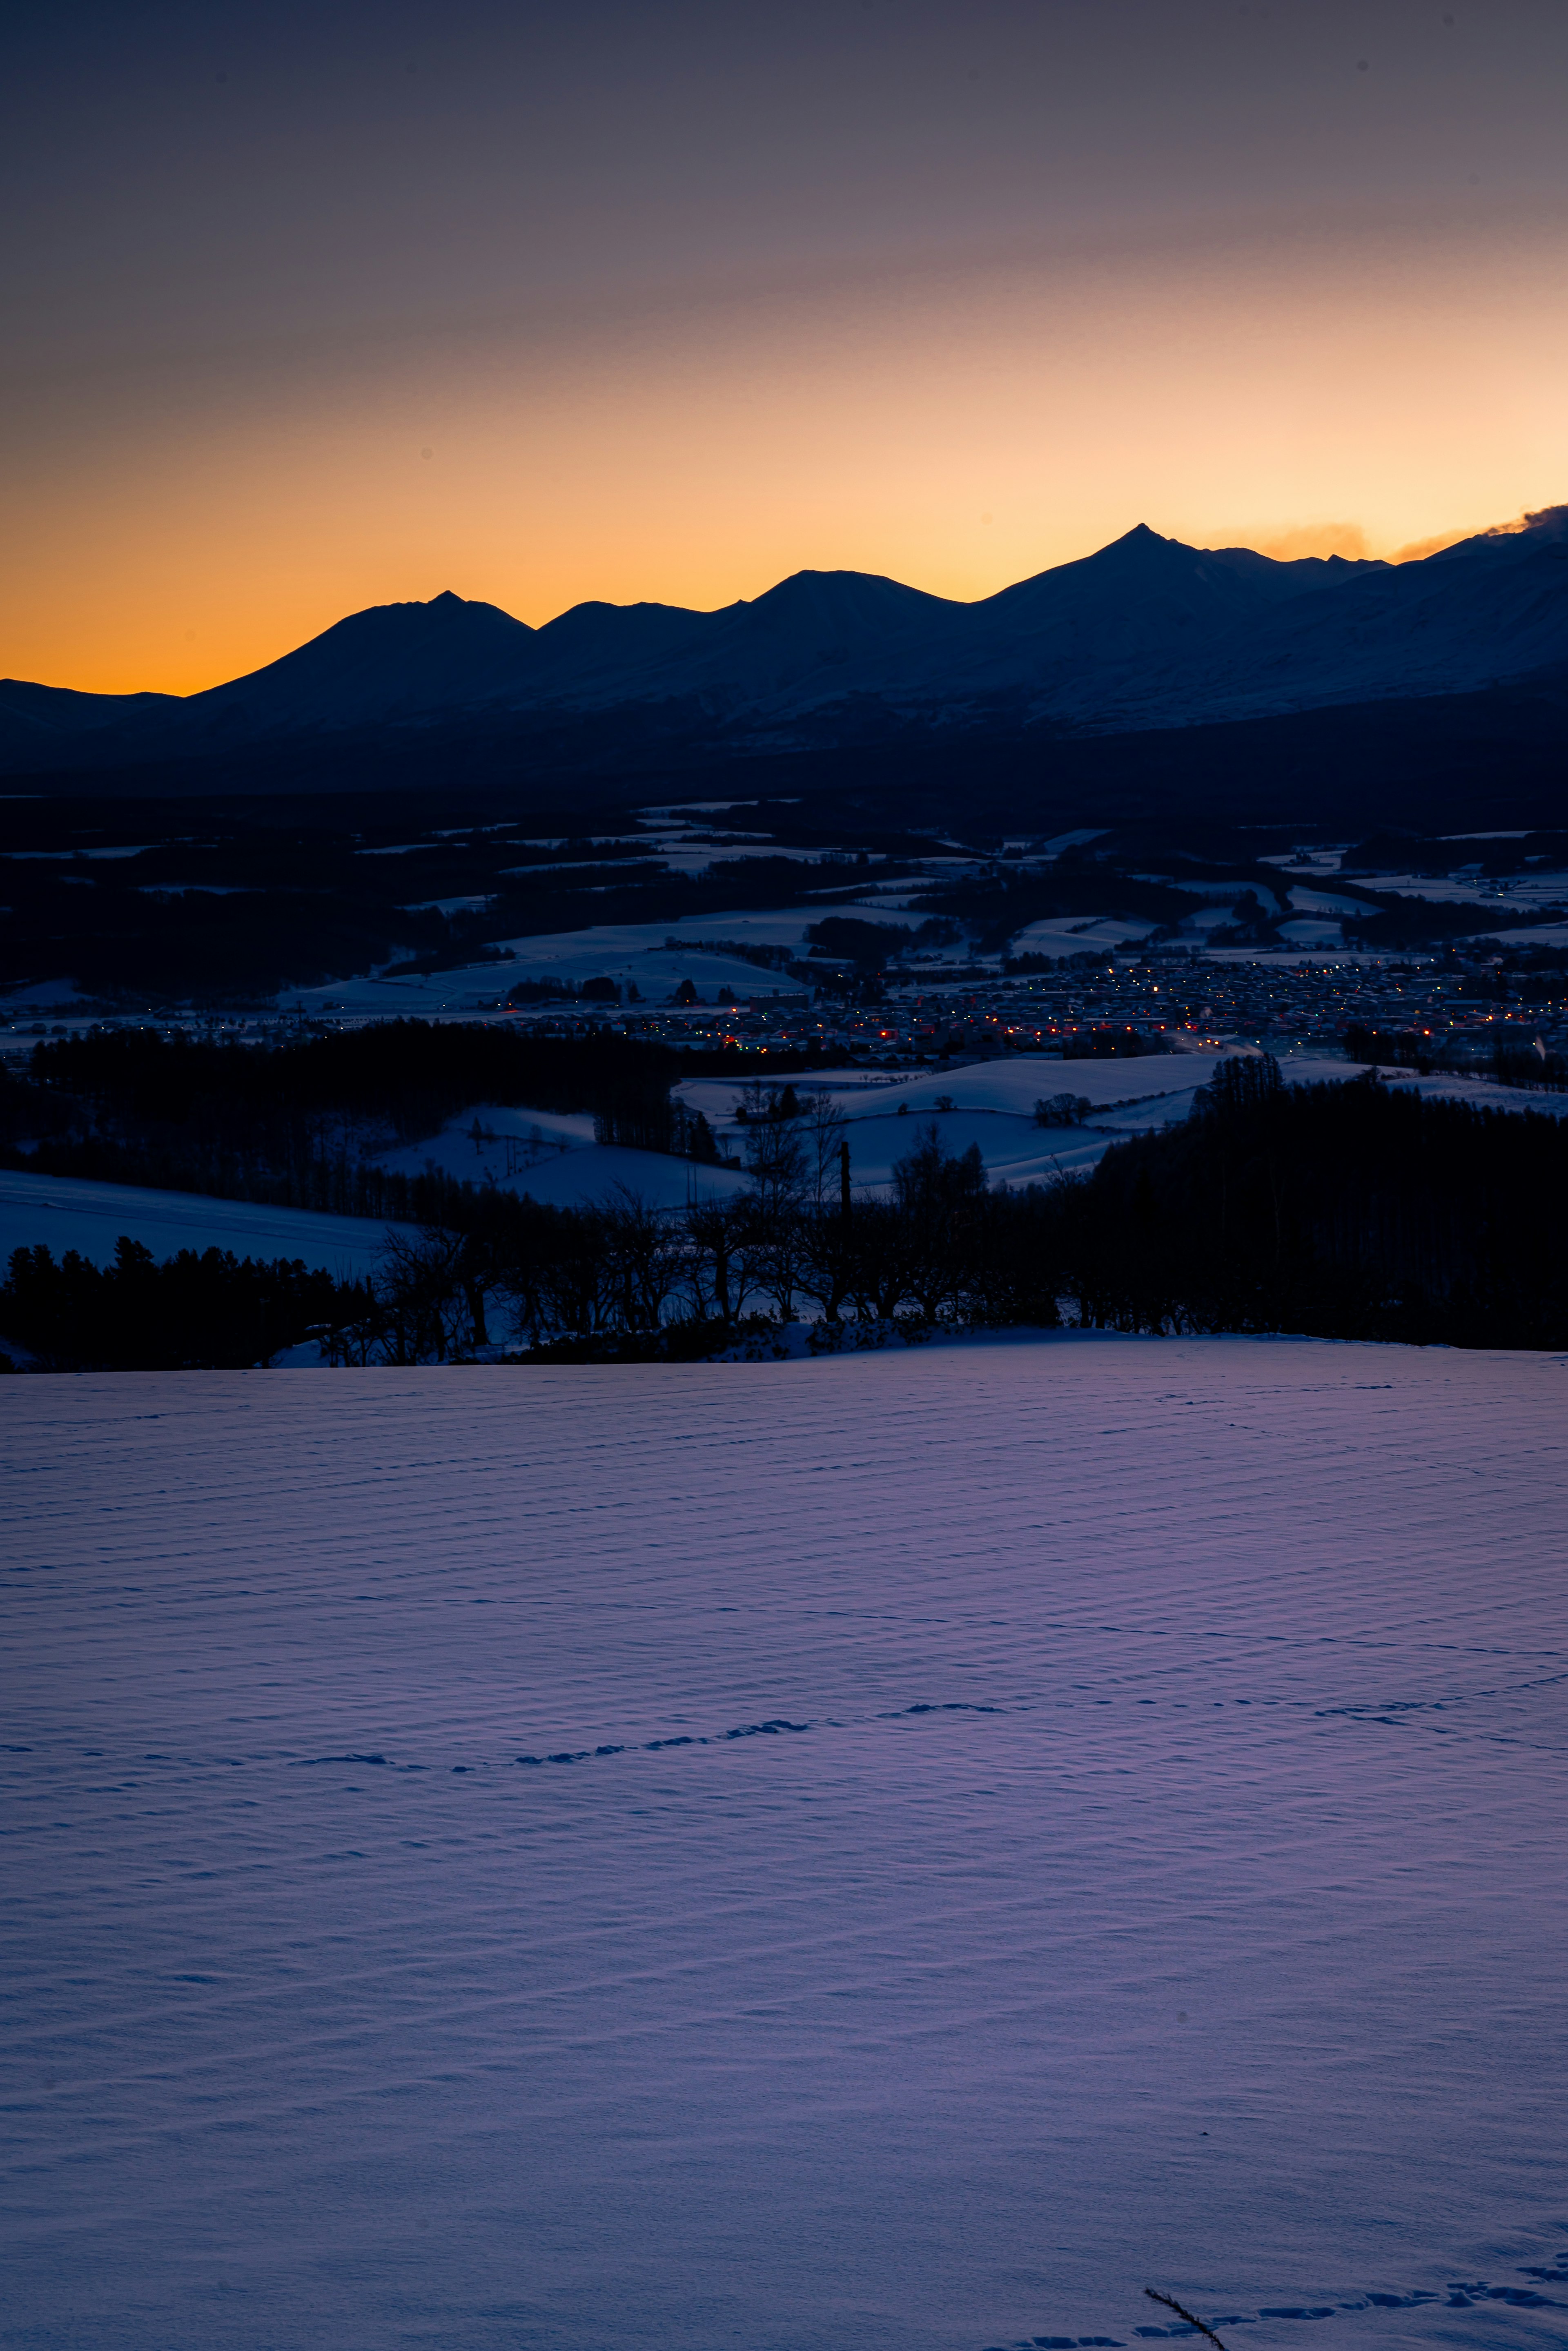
[361,1065,1568,1360]
[1067,1054,1568,1346]
[347,1116,1033,1362]
[3,1021,880,1213]
[0,1120,1047,1370]
[9,1056,1568,1368]
[1,1238,370,1373]
[2,1020,682,1204]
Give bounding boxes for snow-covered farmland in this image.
[0,1168,392,1275]
[680,1050,1247,1186]
[5,1339,1567,2351]
[486,902,947,994]
[372,1105,753,1210]
[365,1056,1247,1208]
[492,923,789,996]
[1008,915,1157,958]
[330,1048,1568,1215]
[679,1050,1234,1127]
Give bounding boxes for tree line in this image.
[2,1020,680,1203]
[8,1057,1568,1368]
[1067,1054,1568,1346]
[1345,1021,1568,1092]
[1,1020,873,1214]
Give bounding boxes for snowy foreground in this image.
[5,1337,1568,2351]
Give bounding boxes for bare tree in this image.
[797,1206,855,1325]
[801,1089,849,1208]
[376,1227,472,1362]
[742,1108,809,1216]
[597,1189,684,1331]
[844,1198,915,1323]
[531,1207,616,1338]
[684,1195,760,1326]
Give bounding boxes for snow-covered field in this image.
[366,1105,751,1208]
[5,1338,1568,2351]
[276,900,933,1020]
[486,900,952,994]
[0,1168,394,1275]
[346,1056,1239,1209]
[678,1052,1493,1188]
[1009,915,1157,958]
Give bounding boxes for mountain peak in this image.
[1083,524,1187,568]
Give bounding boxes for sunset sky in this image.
[5,0,1567,694]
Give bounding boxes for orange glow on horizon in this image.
[5,215,1565,697]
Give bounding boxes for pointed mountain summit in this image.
[930,524,1314,696]
[1118,501,1568,728]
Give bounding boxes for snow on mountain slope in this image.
[1100,504,1568,729]
[569,533,1385,722]
[4,510,1562,771]
[932,525,1379,696]
[6,1341,1568,2351]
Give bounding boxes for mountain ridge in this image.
[2,509,1564,777]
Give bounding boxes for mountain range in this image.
[4,507,1566,781]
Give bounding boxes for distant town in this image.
[558,949,1568,1066]
[10,940,1568,1074]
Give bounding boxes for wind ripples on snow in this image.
[4,1338,1568,2351]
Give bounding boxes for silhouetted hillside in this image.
[6,508,1564,786]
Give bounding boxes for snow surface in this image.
[681,1052,1240,1184]
[6,1339,1568,2351]
[366,1106,750,1208]
[371,1102,599,1175]
[5,1063,1557,1292]
[496,927,795,996]
[488,903,924,994]
[359,1055,1245,1204]
[280,968,523,1019]
[1275,918,1345,946]
[679,1052,1233,1126]
[497,1145,751,1210]
[1009,916,1157,958]
[1477,923,1568,949]
[0,1168,394,1275]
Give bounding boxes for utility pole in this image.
[840,1136,851,1221]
